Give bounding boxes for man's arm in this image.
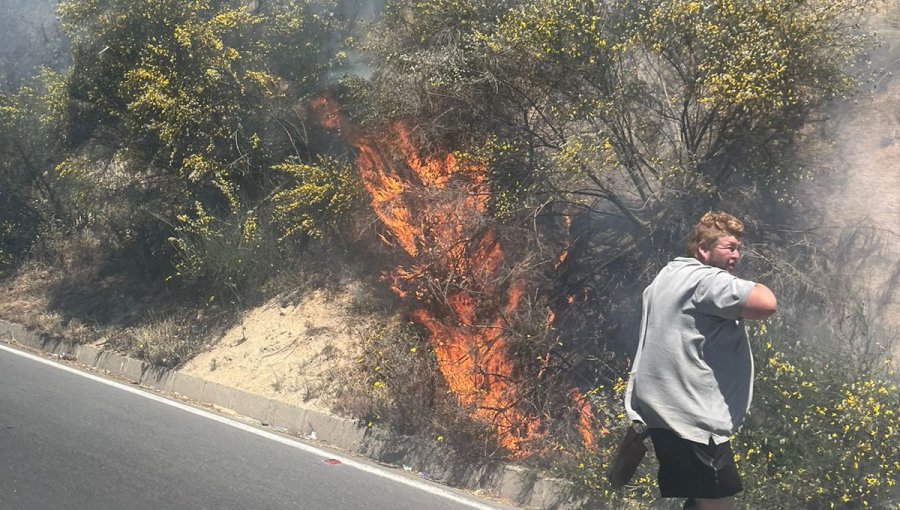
[741,283,777,320]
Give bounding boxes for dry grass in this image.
[0,228,228,366]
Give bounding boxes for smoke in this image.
[330,49,375,82]
[560,6,900,378]
[321,0,386,82]
[341,0,386,20]
[804,14,900,308]
[795,8,900,341]
[0,0,69,89]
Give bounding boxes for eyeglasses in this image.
[715,243,740,253]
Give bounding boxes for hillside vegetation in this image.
[1,1,898,508]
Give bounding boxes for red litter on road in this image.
[323,458,341,465]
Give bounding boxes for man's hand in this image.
[741,283,777,320]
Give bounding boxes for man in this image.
[624,211,777,510]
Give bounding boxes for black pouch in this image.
[607,424,650,488]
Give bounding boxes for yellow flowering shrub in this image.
[168,192,275,300]
[369,0,874,238]
[54,0,354,295]
[271,155,360,240]
[630,0,867,114]
[550,323,898,509]
[0,69,69,267]
[736,326,899,509]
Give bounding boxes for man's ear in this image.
[696,243,710,263]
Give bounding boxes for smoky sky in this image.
[0,0,387,90]
[788,9,900,359]
[0,0,69,89]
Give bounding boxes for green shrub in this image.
[271,155,361,241]
[550,376,660,508]
[736,322,899,509]
[0,69,68,268]
[168,193,279,302]
[552,323,899,510]
[334,322,439,432]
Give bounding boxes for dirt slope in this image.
[179,289,380,413]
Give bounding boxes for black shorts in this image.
[648,428,743,499]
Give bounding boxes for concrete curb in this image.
[0,319,588,509]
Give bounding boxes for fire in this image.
[311,95,544,454]
[571,389,606,450]
[555,215,573,269]
[311,96,603,456]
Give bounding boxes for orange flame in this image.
[571,389,606,450]
[554,215,573,269]
[312,95,544,455]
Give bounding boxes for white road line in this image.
[0,343,506,510]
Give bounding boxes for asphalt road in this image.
[0,345,512,510]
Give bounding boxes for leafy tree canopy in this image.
[367,0,874,233]
[59,0,347,193]
[0,69,69,266]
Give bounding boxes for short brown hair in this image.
[685,211,744,257]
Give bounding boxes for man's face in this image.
[698,235,741,272]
